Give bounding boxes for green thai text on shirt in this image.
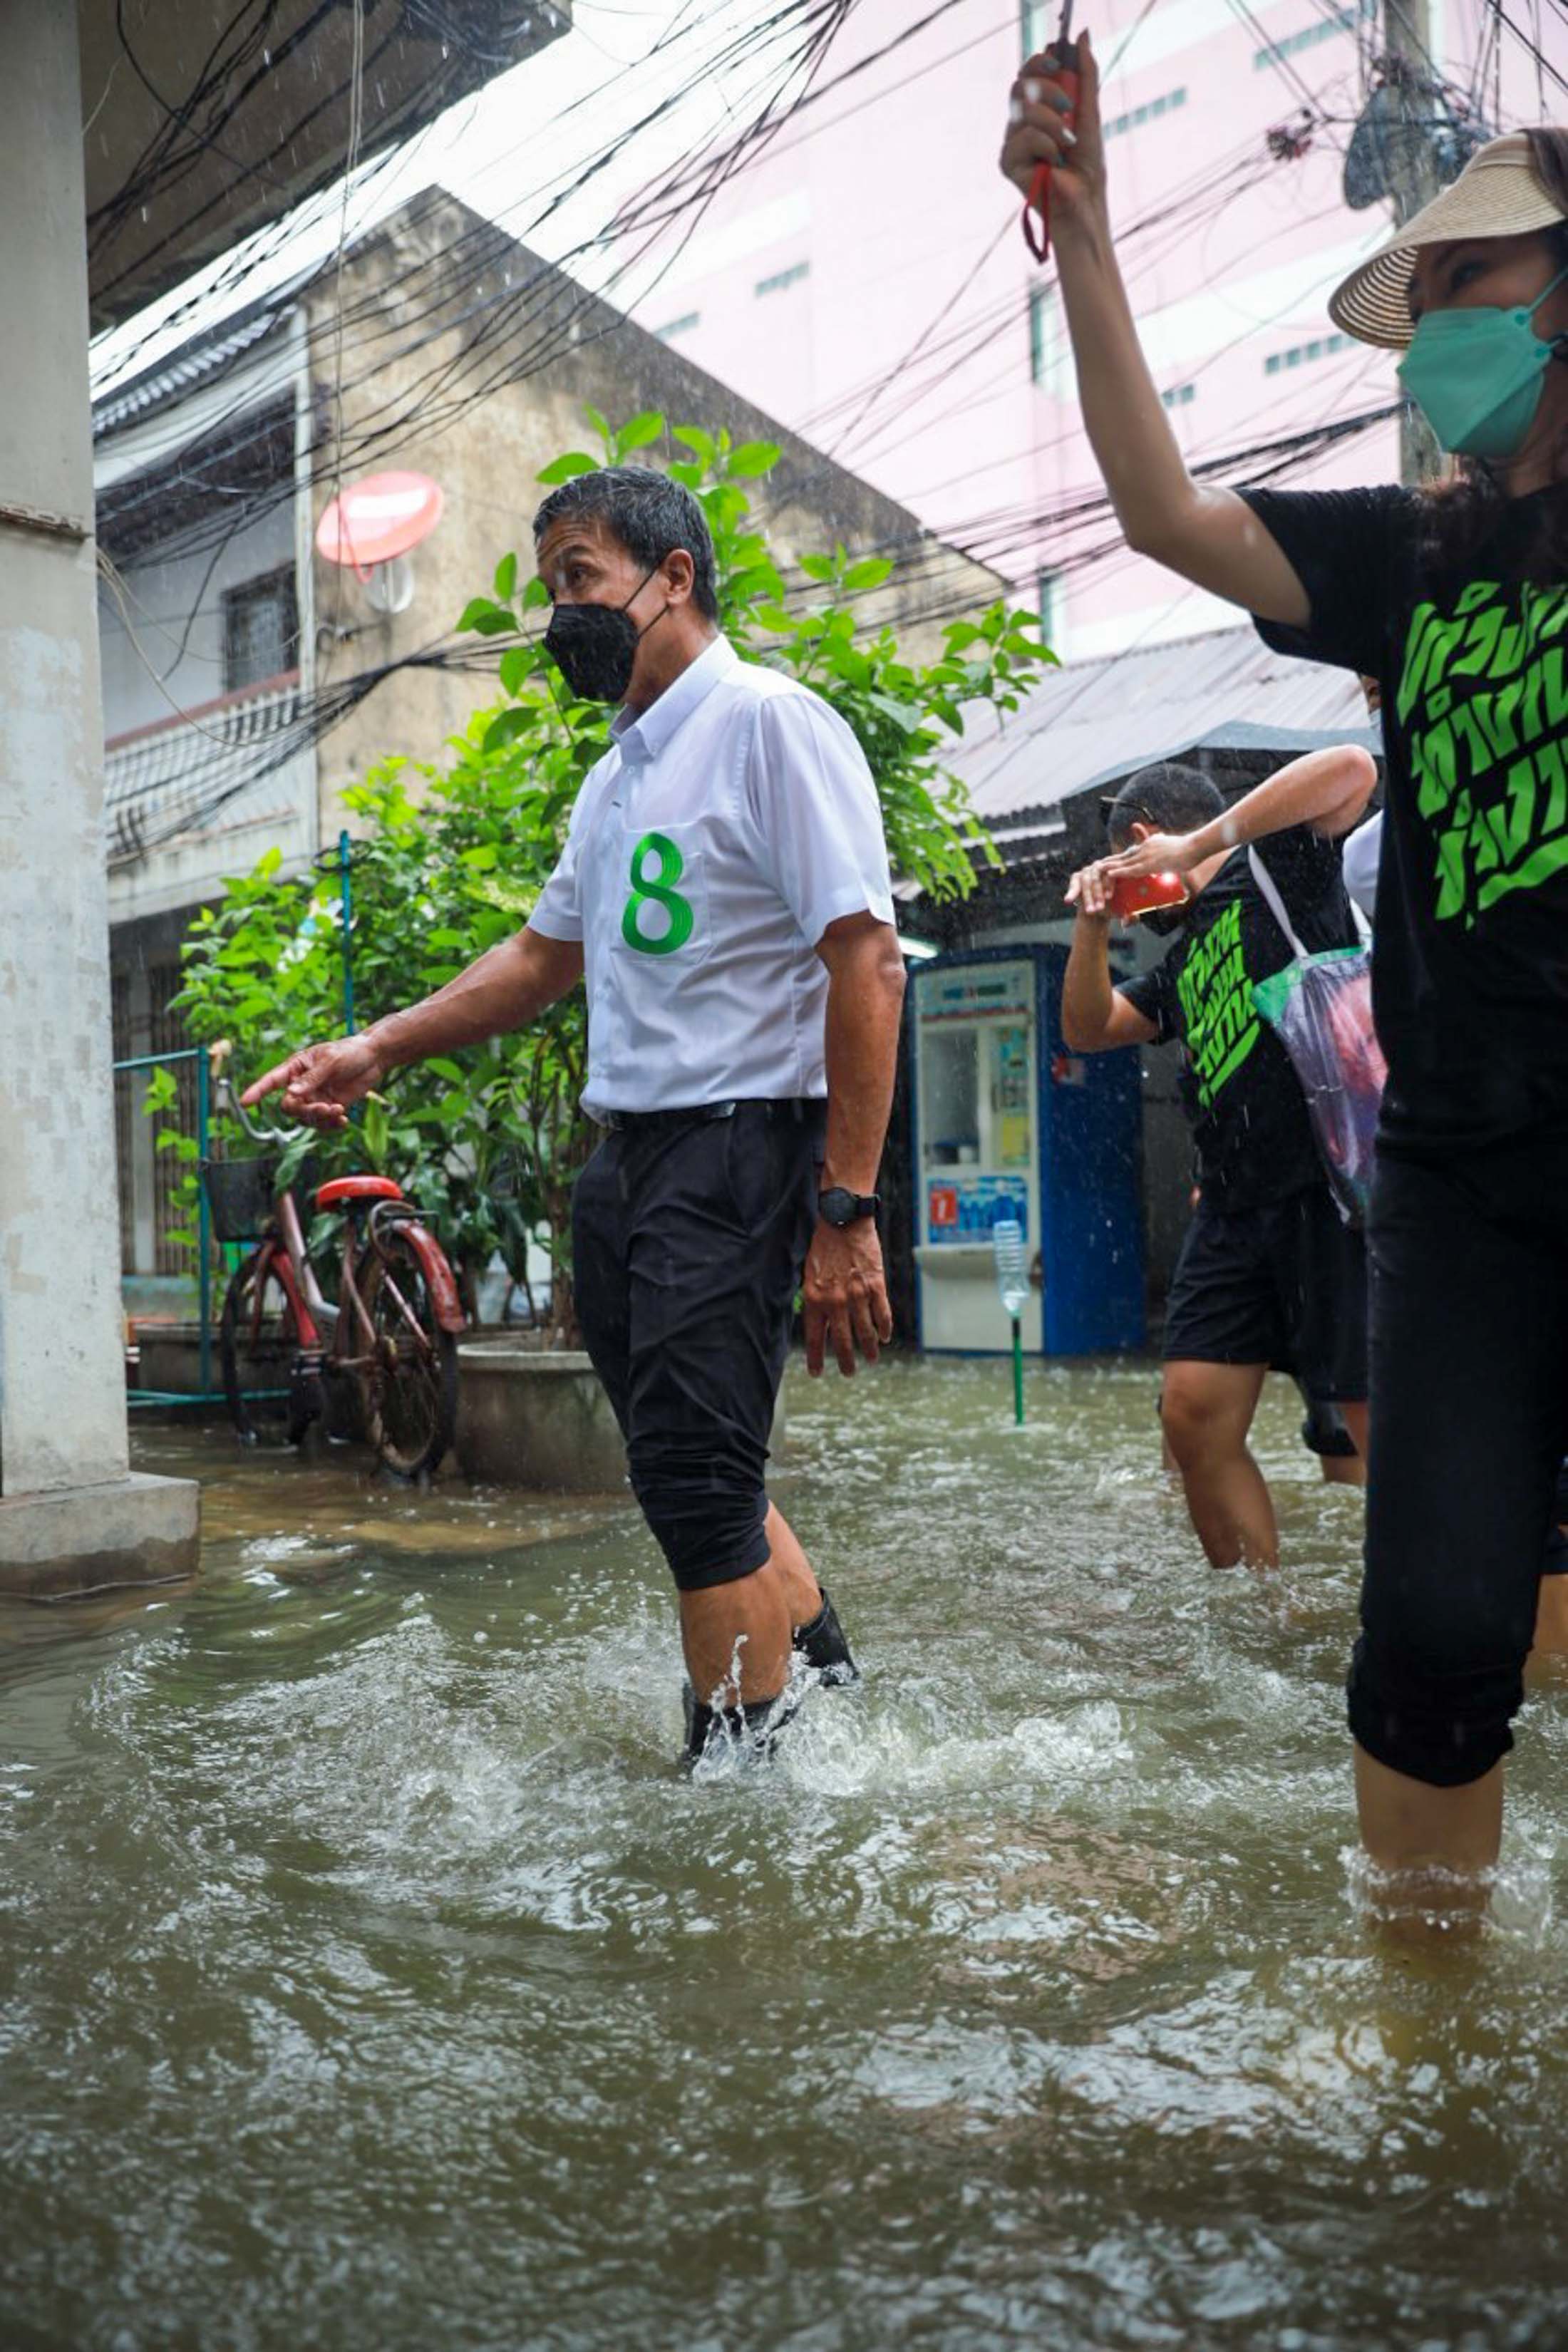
[1397,577,1568,927]
[1176,897,1258,1109]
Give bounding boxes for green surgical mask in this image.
[1398,260,1568,460]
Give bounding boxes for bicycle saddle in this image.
[315,1175,405,1207]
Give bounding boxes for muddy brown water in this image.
[3,1357,1567,2351]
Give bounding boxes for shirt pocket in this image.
[611,818,712,970]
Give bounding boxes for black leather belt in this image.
[598,1098,818,1133]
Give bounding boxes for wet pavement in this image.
[3,1355,1567,2351]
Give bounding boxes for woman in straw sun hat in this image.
[1001,46,1568,1929]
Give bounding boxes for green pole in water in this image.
[993,1217,1028,1429]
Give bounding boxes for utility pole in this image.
[1382,0,1449,480]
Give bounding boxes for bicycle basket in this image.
[202,1155,279,1242]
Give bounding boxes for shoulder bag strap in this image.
[1246,842,1311,961]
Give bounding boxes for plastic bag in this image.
[1247,847,1387,1228]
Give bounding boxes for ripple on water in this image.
[3,1374,1568,2349]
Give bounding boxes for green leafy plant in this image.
[152,753,592,1340]
[153,411,1054,1344]
[142,1060,202,1257]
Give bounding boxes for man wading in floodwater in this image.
[245,467,905,1766]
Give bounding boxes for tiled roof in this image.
[92,278,311,440]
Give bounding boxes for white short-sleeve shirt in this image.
[1341,810,1383,923]
[529,634,895,1117]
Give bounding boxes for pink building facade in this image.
[629,0,1564,657]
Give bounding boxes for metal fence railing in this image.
[115,1043,217,1408]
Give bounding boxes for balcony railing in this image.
[103,669,305,868]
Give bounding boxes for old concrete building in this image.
[1,4,572,1593]
[96,189,1004,1296]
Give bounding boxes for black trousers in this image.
[1350,1133,1568,1787]
[572,1100,825,1592]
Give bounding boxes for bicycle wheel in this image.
[219,1248,303,1446]
[359,1224,459,1479]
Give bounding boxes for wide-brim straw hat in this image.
[1329,133,1567,349]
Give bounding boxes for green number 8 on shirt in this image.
[622,830,695,956]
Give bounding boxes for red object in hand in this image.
[1023,1,1079,262]
[1108,870,1189,922]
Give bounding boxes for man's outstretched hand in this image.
[241,1036,385,1131]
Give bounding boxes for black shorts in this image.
[1162,1182,1368,1403]
[1351,1136,1568,1786]
[572,1099,825,1593]
[1296,1381,1359,1459]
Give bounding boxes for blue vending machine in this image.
[910,947,1145,1356]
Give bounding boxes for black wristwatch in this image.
[817,1186,880,1228]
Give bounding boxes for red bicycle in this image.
[204,1041,466,1479]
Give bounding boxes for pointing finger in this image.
[241,1061,294,1107]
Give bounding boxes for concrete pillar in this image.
[0,5,197,1595]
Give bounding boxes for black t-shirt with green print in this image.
[1241,483,1568,1157]
[1118,828,1356,1209]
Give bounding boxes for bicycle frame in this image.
[239,1178,466,1384]
[215,1047,464,1387]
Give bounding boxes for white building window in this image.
[654,311,700,341]
[1103,87,1186,139]
[1028,286,1051,386]
[1160,382,1196,409]
[1028,287,1071,396]
[1264,332,1353,374]
[1254,11,1356,68]
[1037,566,1062,645]
[222,567,297,693]
[755,261,809,297]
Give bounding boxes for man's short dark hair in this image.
[1105,761,1224,849]
[532,464,719,620]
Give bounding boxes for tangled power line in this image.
[93,0,1568,858]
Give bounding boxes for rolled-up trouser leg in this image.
[1351,1140,1568,1787]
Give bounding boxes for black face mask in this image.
[1139,902,1190,939]
[543,572,666,703]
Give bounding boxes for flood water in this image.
[4,1356,1568,2350]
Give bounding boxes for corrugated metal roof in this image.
[947,624,1378,835]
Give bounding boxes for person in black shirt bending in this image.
[1064,753,1376,1571]
[1001,54,1568,1921]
